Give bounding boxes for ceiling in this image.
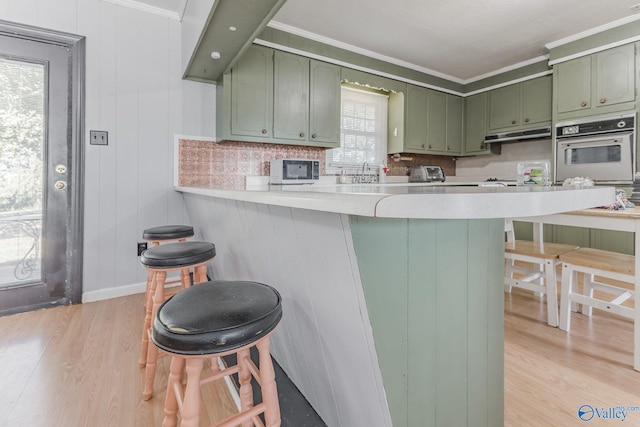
[116,0,640,84]
[270,0,640,83]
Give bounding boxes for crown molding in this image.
[545,14,640,50]
[267,21,465,84]
[101,0,185,21]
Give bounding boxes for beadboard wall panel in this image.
[183,193,393,427]
[0,0,216,296]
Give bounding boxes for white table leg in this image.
[634,221,640,371]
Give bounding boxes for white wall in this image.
[0,0,216,300]
[455,138,552,181]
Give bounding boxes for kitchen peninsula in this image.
[177,183,613,427]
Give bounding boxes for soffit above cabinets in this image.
[183,0,287,83]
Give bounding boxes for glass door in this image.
[0,57,45,288]
[0,22,84,315]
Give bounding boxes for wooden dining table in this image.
[516,207,640,371]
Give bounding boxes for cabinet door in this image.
[488,84,519,131]
[595,43,635,109]
[589,229,634,255]
[273,51,309,141]
[230,45,273,138]
[426,90,447,152]
[551,225,590,247]
[405,84,428,152]
[521,76,551,126]
[445,95,463,154]
[555,56,591,114]
[309,60,341,146]
[463,92,489,154]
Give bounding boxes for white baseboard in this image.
[82,273,185,303]
[81,281,147,303]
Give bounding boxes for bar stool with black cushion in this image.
[559,247,635,333]
[504,219,579,327]
[143,225,195,246]
[142,225,195,310]
[139,241,216,400]
[152,280,283,427]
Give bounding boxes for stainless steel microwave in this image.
[269,159,320,184]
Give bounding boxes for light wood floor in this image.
[0,293,238,427]
[1,290,639,426]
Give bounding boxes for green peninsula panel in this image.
[350,216,504,427]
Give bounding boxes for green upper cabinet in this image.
[404,84,429,152]
[488,84,519,131]
[230,45,274,139]
[273,51,309,142]
[555,55,591,115]
[521,77,553,126]
[308,60,341,144]
[426,90,447,152]
[217,45,340,147]
[554,43,636,120]
[463,92,490,155]
[445,95,463,154]
[401,84,462,155]
[487,75,551,133]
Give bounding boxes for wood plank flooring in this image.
[0,294,237,427]
[0,289,639,426]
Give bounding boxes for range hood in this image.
[483,126,551,154]
[484,126,551,144]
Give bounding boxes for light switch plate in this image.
[90,130,108,145]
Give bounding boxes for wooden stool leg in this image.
[140,270,156,368]
[237,348,254,427]
[180,358,205,427]
[256,337,281,427]
[143,270,167,400]
[163,356,186,427]
[194,265,208,285]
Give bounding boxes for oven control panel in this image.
[556,113,635,138]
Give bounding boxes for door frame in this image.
[0,20,85,310]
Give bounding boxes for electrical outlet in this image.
[137,242,147,256]
[90,130,108,145]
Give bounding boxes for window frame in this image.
[326,86,388,174]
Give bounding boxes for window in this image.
[326,86,388,173]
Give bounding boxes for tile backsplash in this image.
[178,139,456,186]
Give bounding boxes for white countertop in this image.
[176,183,615,219]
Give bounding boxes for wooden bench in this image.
[504,220,579,327]
[559,247,635,332]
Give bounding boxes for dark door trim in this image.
[0,20,85,310]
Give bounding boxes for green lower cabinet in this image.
[551,225,590,248]
[512,222,634,255]
[350,216,504,427]
[589,229,634,255]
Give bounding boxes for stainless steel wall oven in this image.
[554,112,636,184]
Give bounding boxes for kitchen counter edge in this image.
[175,185,616,219]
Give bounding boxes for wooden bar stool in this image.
[139,241,216,400]
[142,225,195,309]
[152,280,283,427]
[143,225,195,246]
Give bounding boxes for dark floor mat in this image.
[223,348,327,426]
